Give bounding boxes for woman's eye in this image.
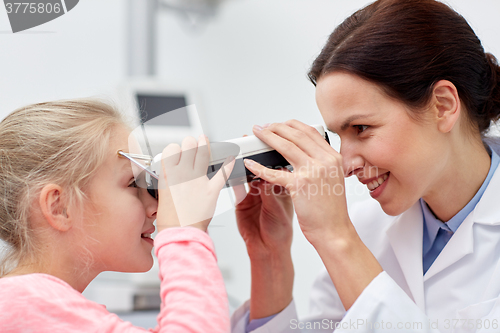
[128,180,138,188]
[354,125,369,134]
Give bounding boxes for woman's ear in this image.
[432,80,461,133]
[39,184,72,232]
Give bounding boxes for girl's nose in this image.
[140,187,158,219]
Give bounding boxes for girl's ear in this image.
[39,184,72,232]
[431,80,461,133]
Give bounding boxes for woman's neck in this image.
[422,140,492,222]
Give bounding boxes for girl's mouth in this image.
[141,233,154,245]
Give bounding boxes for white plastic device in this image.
[150,124,330,187]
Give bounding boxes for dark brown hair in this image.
[308,0,500,135]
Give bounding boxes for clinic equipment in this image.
[119,124,330,200]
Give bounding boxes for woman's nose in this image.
[340,144,364,177]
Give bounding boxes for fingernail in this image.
[262,123,270,128]
[253,125,263,131]
[244,159,255,167]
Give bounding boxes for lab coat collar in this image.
[422,164,500,279]
[386,163,500,306]
[471,164,500,225]
[386,202,425,311]
[423,211,474,281]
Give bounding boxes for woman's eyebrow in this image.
[329,113,376,134]
[326,127,338,135]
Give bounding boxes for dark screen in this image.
[136,94,190,126]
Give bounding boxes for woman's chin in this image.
[379,200,414,217]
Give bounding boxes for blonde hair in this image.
[0,98,128,276]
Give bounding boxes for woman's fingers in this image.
[252,125,309,167]
[244,159,291,188]
[232,183,248,206]
[283,119,335,156]
[263,122,337,160]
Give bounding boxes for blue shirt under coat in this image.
[421,147,500,274]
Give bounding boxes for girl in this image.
[0,99,234,332]
[231,0,500,332]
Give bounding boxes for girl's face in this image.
[316,72,449,216]
[84,125,158,273]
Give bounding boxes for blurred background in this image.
[1,0,500,328]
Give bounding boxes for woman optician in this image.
[231,0,500,332]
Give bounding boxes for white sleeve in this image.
[231,299,299,333]
[336,271,440,333]
[230,268,345,333]
[297,268,346,332]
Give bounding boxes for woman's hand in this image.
[244,120,383,310]
[233,179,295,320]
[156,135,235,233]
[243,120,352,245]
[234,179,294,260]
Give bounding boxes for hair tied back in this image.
[484,53,500,129]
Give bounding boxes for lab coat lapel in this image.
[471,163,500,225]
[386,202,425,311]
[423,164,500,281]
[423,213,475,281]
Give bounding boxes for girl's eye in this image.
[354,125,369,135]
[128,179,138,188]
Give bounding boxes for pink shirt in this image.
[0,227,230,333]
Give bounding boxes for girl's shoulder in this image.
[0,273,101,314]
[0,274,118,331]
[0,273,83,300]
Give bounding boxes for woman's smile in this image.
[359,172,390,198]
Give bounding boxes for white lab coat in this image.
[231,144,500,333]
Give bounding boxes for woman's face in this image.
[84,125,158,273]
[316,72,449,216]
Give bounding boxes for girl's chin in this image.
[122,256,154,273]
